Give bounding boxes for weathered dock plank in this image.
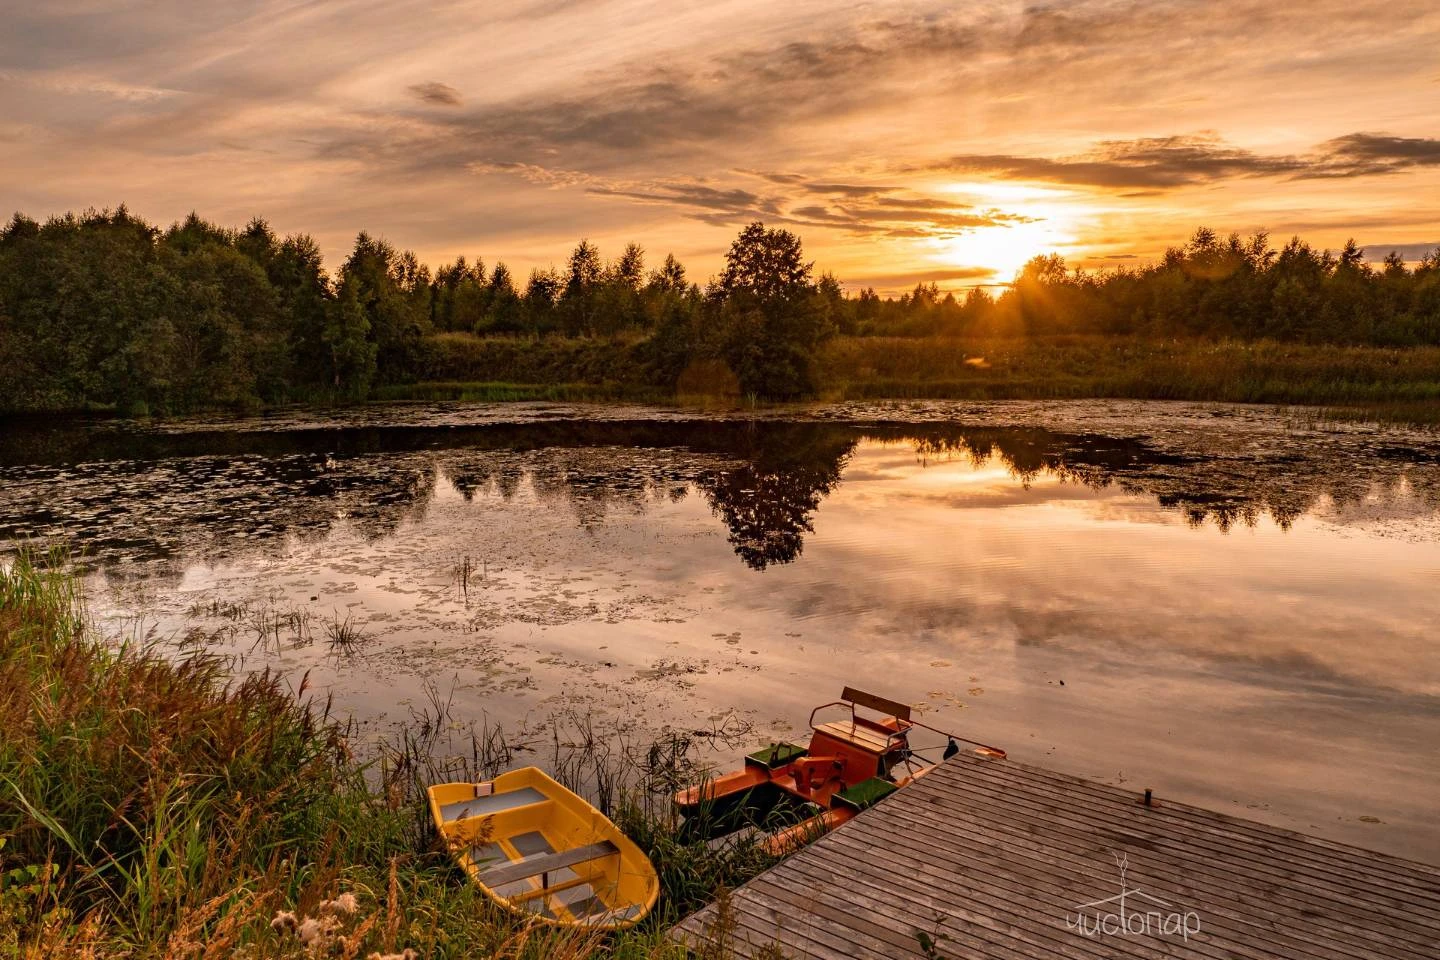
[671,752,1440,959]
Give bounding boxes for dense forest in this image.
[1,207,1438,414]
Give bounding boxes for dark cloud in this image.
[320,16,993,175]
[790,205,853,222]
[737,170,806,185]
[1306,134,1440,178]
[779,203,1021,238]
[864,196,961,211]
[842,207,1021,229]
[1324,133,1440,163]
[407,81,462,107]
[1357,241,1440,262]
[848,266,997,289]
[471,163,797,228]
[472,162,1021,239]
[589,182,783,221]
[921,136,1305,188]
[918,132,1440,188]
[800,182,896,197]
[735,170,904,201]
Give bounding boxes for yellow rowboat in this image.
[427,767,659,929]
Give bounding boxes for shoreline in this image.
[3,335,1439,426]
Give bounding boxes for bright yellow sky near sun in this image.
[2,1,1437,294]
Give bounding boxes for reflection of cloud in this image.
[729,443,1440,699]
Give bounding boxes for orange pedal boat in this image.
[674,686,1005,855]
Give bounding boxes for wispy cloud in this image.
[474,163,1027,238]
[0,68,176,102]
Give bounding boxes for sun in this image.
[926,183,1081,284]
[937,212,1077,285]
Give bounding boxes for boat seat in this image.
[815,720,898,754]
[833,777,898,812]
[439,786,546,822]
[479,840,619,889]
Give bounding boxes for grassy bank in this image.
[370,381,665,404]
[814,336,1440,408]
[11,332,1439,424]
[0,554,766,957]
[389,333,1440,425]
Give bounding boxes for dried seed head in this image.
[320,892,359,917]
[296,917,323,946]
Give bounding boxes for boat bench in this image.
[479,840,619,889]
[439,786,547,823]
[816,720,898,754]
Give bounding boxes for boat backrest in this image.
[841,686,911,721]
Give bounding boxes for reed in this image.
[323,610,371,653]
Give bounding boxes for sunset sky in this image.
[4,1,1438,292]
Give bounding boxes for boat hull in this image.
[428,768,659,930]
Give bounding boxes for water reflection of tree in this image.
[445,449,708,528]
[4,417,1439,578]
[896,425,1430,533]
[696,425,856,569]
[442,423,858,567]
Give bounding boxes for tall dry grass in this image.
[815,335,1440,419]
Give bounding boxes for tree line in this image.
[858,228,1440,346]
[1,208,1437,414]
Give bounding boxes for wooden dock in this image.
[671,752,1440,959]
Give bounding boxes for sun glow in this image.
[936,206,1079,285]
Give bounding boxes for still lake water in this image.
[2,400,1438,862]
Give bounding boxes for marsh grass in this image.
[382,334,1440,425]
[369,382,665,404]
[815,335,1440,416]
[185,594,317,653]
[322,611,370,654]
[1,555,775,958]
